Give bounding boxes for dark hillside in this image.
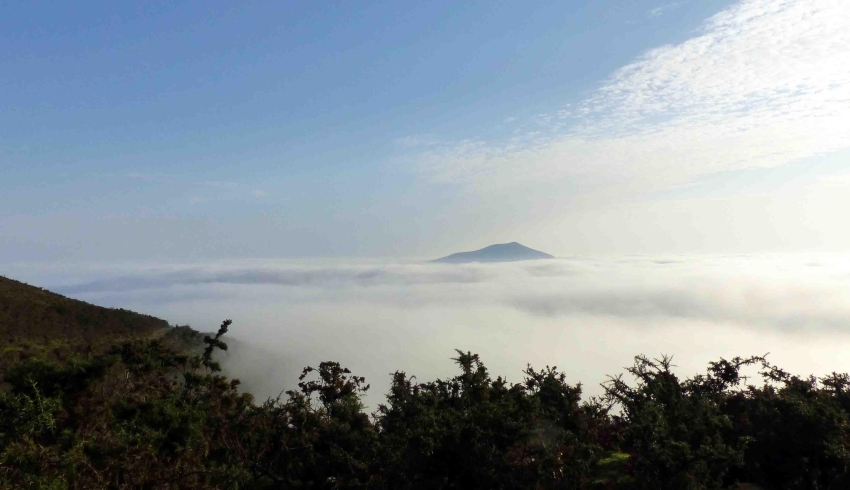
[0,275,171,370]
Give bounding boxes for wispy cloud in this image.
[396,135,441,148]
[648,1,686,18]
[185,181,273,203]
[202,180,240,189]
[127,171,172,183]
[409,0,850,197]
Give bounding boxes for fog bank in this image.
[5,254,850,407]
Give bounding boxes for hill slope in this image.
[0,275,172,369]
[433,242,555,263]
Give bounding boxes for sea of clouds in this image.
[6,254,850,408]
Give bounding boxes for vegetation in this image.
[0,276,169,374]
[4,325,850,489]
[4,277,850,488]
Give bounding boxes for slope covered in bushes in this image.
[0,275,170,371]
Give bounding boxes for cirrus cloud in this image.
[412,0,850,195]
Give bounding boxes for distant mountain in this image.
[432,242,555,263]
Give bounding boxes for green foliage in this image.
[4,313,850,489]
[723,365,850,489]
[377,351,605,489]
[602,355,761,489]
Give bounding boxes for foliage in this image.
[723,366,850,489]
[602,355,761,489]
[377,351,607,489]
[3,307,850,488]
[0,322,609,489]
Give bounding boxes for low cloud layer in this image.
[56,255,850,332]
[11,254,850,406]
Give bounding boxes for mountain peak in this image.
[432,242,554,263]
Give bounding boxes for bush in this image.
[4,321,850,489]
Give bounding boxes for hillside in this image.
[433,242,555,263]
[0,275,172,370]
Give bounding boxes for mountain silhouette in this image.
[432,242,555,263]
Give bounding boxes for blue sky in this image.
[3,0,849,261]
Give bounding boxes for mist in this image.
[8,254,850,408]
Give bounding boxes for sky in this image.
[4,0,849,261]
[3,0,850,403]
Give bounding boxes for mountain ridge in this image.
[432,242,555,263]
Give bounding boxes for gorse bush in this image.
[377,352,608,489]
[3,321,850,489]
